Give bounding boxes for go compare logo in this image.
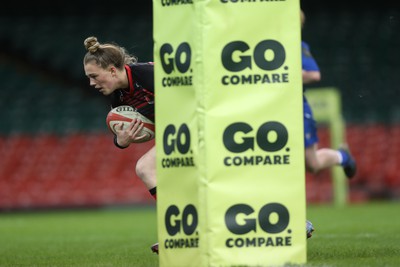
[160,42,192,87]
[221,39,289,86]
[224,203,292,248]
[159,39,289,87]
[163,202,292,250]
[222,121,291,167]
[161,123,195,168]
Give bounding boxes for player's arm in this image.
[113,119,146,149]
[114,135,128,149]
[302,70,321,84]
[301,41,321,85]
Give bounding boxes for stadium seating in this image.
[1,5,400,209]
[1,121,399,209]
[0,134,155,210]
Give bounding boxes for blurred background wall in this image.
[0,1,399,210]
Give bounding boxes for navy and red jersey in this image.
[110,62,155,123]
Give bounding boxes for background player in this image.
[301,10,357,179]
[301,9,357,239]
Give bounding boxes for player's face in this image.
[84,62,118,95]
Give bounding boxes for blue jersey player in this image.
[301,10,356,179]
[301,10,357,239]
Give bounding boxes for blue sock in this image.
[338,149,349,166]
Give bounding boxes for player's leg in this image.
[304,101,355,176]
[303,93,356,178]
[135,145,159,254]
[304,107,336,174]
[305,143,356,179]
[135,145,157,199]
[305,145,341,174]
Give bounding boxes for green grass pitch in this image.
[0,202,399,267]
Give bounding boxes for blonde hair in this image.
[83,36,137,70]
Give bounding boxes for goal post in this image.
[154,1,307,266]
[304,87,348,206]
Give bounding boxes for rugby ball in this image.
[106,105,155,143]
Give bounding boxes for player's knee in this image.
[135,158,147,181]
[135,147,156,184]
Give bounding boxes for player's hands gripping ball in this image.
[106,105,155,143]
